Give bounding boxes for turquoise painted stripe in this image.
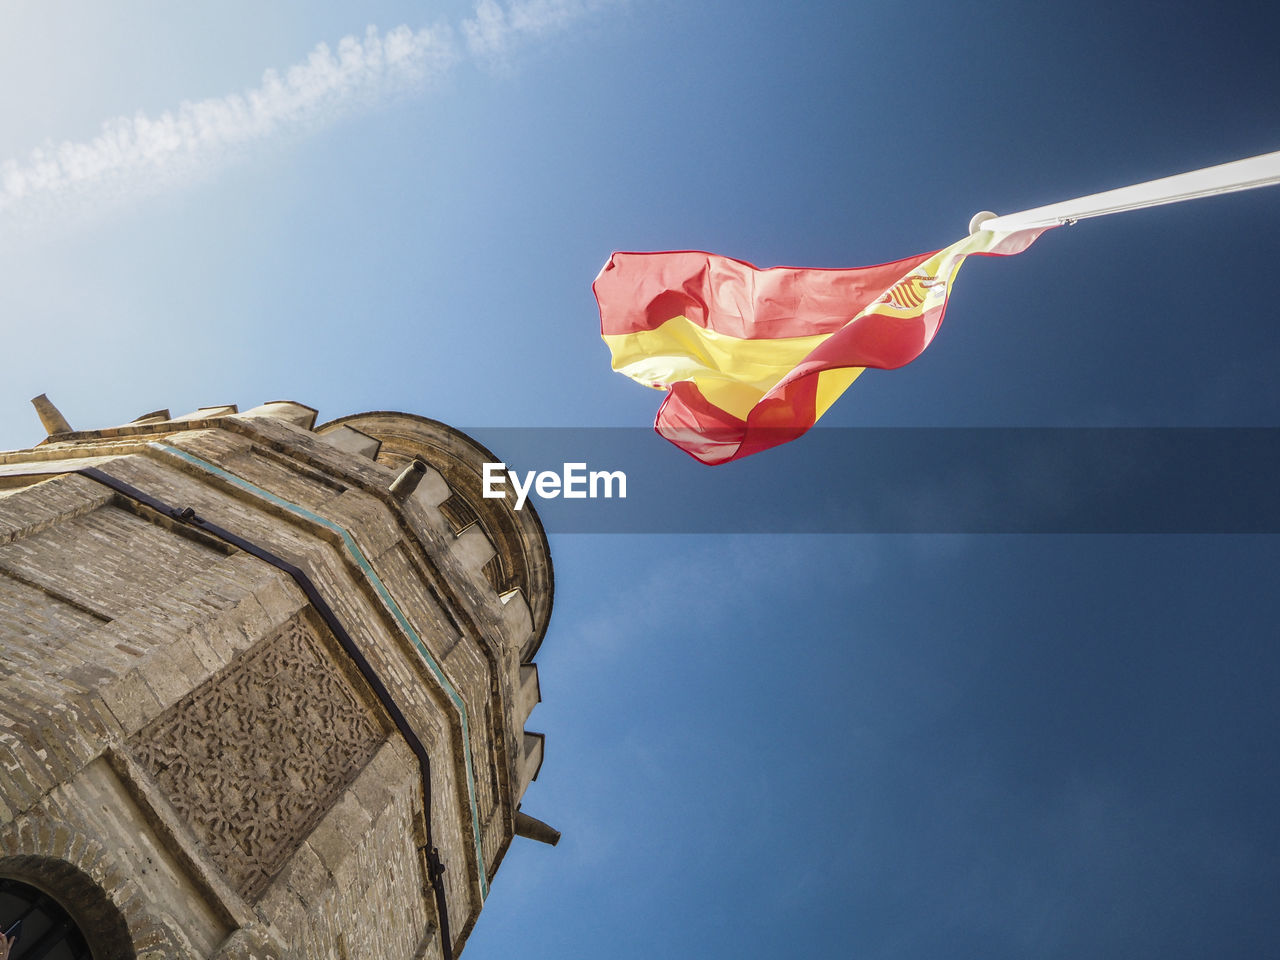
[152,442,490,899]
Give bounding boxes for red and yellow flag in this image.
[595,227,1050,464]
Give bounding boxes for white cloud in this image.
[0,1,608,229]
[463,0,602,65]
[0,25,454,222]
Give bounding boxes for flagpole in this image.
[970,149,1280,234]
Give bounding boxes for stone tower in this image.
[0,400,556,960]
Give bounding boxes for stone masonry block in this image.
[452,525,496,575]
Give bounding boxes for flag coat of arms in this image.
[595,226,1050,464]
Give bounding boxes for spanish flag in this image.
[596,226,1050,464]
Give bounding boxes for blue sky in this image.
[1,1,1277,957]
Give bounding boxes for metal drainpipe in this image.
[77,467,455,960]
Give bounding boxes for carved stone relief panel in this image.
[129,612,386,900]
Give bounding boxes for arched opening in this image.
[0,877,93,959]
[0,861,135,960]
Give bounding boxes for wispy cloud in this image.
[463,0,605,65]
[0,1,605,228]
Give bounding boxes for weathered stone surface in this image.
[0,403,554,958]
[129,612,387,901]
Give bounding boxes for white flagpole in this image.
[970,149,1280,234]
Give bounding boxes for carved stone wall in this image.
[0,405,555,957]
[129,612,387,900]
